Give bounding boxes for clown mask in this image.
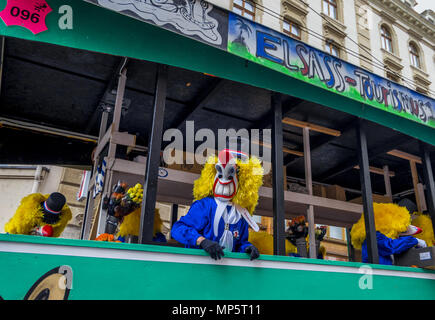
[213,149,246,201]
[399,224,422,237]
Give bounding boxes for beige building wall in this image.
[363,0,434,94]
[0,168,36,233]
[0,166,87,239]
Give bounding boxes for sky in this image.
[413,0,434,13]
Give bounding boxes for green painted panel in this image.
[3,233,435,274]
[0,251,434,300]
[0,0,433,145]
[1,235,435,300]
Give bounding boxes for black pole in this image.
[139,64,168,244]
[80,187,91,240]
[271,92,286,256]
[346,228,355,262]
[420,142,435,233]
[170,204,179,239]
[356,119,379,264]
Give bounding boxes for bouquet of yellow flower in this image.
[125,183,144,207]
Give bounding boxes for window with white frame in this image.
[233,0,255,21]
[283,20,301,40]
[323,0,337,20]
[325,40,340,57]
[328,226,343,240]
[409,42,421,69]
[380,26,393,53]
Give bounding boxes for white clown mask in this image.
[213,149,247,201]
[212,148,260,245]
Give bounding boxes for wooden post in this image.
[409,160,422,213]
[97,68,128,236]
[383,165,392,202]
[271,92,286,256]
[81,110,110,240]
[420,142,435,233]
[303,127,316,259]
[356,119,379,264]
[139,64,168,244]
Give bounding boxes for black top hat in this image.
[41,192,66,224]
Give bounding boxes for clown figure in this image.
[171,148,263,260]
[4,192,72,238]
[350,202,427,265]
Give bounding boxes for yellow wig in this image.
[193,155,264,214]
[319,245,327,258]
[248,230,297,255]
[4,193,72,238]
[350,203,411,250]
[117,208,162,238]
[412,213,434,247]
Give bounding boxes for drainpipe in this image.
[31,166,43,193]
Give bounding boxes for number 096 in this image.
[10,7,40,23]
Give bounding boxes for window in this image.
[380,26,393,53]
[252,215,262,223]
[283,20,301,40]
[323,0,337,19]
[325,41,339,57]
[233,0,255,21]
[328,226,343,240]
[409,43,420,69]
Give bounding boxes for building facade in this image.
[208,0,435,97]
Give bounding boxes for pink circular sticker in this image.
[0,0,52,35]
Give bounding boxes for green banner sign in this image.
[226,13,435,129]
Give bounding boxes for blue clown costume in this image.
[361,231,418,265]
[171,147,264,259]
[351,202,426,265]
[172,197,253,253]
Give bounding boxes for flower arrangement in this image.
[95,233,122,242]
[286,215,308,245]
[126,183,144,206]
[315,225,327,241]
[107,182,143,220]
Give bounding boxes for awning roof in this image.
[0,36,433,199]
[0,0,433,145]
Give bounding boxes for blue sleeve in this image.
[236,220,252,253]
[153,232,167,243]
[171,199,210,247]
[376,232,418,256]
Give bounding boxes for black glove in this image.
[245,245,260,261]
[199,239,225,260]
